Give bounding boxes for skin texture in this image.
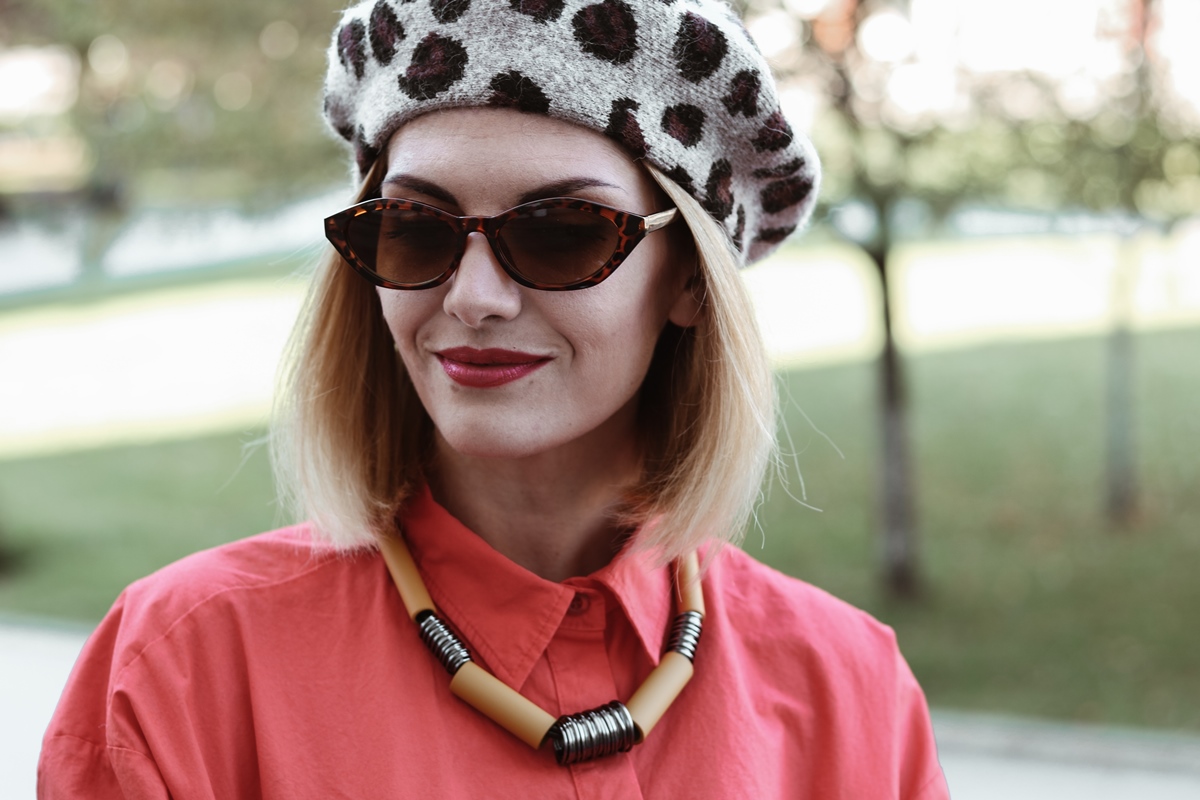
[378,108,699,581]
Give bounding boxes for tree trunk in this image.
[869,245,920,597]
[1106,234,1139,527]
[79,183,126,286]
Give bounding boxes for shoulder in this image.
[703,545,905,683]
[40,528,384,790]
[708,545,897,646]
[100,526,375,674]
[123,526,335,612]
[124,525,338,605]
[699,547,947,797]
[44,527,381,735]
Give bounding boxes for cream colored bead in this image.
[450,662,557,749]
[677,551,706,615]
[625,651,695,740]
[379,535,435,619]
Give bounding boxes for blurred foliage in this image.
[752,0,1200,237]
[737,0,1200,593]
[5,0,1199,219]
[2,0,350,207]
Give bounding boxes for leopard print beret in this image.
[323,0,820,264]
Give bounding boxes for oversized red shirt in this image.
[40,488,948,798]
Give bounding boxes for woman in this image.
[41,0,948,796]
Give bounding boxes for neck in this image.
[427,405,642,583]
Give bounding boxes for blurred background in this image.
[2,0,1199,795]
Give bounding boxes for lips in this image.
[435,347,551,388]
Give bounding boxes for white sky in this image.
[758,0,1198,126]
[0,0,1194,144]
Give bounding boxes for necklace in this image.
[379,533,704,765]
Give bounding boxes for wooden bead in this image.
[625,650,695,741]
[450,662,557,749]
[379,535,435,619]
[677,551,705,616]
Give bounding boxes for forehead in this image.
[383,108,653,202]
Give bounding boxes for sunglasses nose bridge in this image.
[457,217,499,255]
[459,216,487,235]
[457,221,516,280]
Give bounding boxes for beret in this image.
[323,0,820,263]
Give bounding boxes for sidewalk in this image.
[4,621,1199,799]
[0,620,91,800]
[933,710,1200,799]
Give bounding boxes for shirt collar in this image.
[398,486,673,690]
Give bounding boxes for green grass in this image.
[0,329,1197,732]
[0,432,281,621]
[755,328,1200,732]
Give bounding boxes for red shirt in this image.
[40,488,948,798]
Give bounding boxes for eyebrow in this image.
[516,178,624,205]
[379,173,625,208]
[380,174,457,205]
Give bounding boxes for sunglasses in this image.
[324,197,679,291]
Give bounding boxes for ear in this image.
[667,268,703,328]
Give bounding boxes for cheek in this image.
[376,289,401,338]
[376,289,437,349]
[563,287,669,393]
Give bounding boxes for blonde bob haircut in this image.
[272,159,777,564]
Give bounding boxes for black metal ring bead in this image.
[415,610,471,675]
[548,701,637,765]
[666,611,704,662]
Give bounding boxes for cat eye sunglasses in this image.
[324,196,679,291]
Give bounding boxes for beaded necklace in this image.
[379,534,705,765]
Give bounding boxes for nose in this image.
[442,232,522,328]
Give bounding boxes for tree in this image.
[748,0,1200,591]
[988,0,1199,528]
[3,0,350,210]
[755,0,1029,596]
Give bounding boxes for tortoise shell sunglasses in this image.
[324,196,679,291]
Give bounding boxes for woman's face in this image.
[377,108,698,462]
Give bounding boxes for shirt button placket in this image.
[545,589,645,799]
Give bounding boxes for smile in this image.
[435,347,551,388]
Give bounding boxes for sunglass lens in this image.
[346,208,458,286]
[500,208,619,287]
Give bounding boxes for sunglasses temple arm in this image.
[644,208,679,232]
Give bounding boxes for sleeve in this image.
[37,594,170,800]
[890,646,950,800]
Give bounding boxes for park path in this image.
[3,620,1199,799]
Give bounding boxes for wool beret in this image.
[323,0,820,263]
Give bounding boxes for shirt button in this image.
[567,593,591,615]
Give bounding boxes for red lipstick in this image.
[436,347,550,388]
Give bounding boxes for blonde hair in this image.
[271,161,776,562]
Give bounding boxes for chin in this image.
[434,420,562,462]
